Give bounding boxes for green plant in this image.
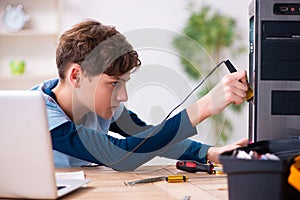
[173,4,246,144]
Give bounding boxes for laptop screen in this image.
[0,90,58,199]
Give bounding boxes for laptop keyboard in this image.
[57,186,66,190]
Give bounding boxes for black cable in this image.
[108,60,225,167]
[164,60,225,120]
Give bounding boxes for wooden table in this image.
[57,165,228,200]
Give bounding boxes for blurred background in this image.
[0,0,251,165]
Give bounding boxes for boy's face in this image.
[77,73,130,119]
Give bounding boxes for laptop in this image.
[0,90,90,199]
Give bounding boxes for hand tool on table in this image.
[176,160,223,174]
[124,175,188,186]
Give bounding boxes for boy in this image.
[32,19,248,171]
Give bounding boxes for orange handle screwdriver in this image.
[125,175,188,186]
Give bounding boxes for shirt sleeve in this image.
[109,107,153,137]
[51,109,197,171]
[110,107,211,163]
[159,139,212,163]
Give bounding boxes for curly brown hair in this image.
[56,19,141,79]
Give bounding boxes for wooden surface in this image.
[57,165,228,200]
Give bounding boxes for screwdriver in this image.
[224,60,254,102]
[176,160,215,174]
[125,175,188,186]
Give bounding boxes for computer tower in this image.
[249,0,300,141]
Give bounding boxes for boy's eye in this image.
[112,82,118,86]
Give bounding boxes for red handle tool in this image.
[176,160,215,174]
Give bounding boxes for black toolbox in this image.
[219,139,300,200]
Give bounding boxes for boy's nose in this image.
[116,87,128,102]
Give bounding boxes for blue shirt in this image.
[31,78,211,171]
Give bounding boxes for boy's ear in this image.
[69,63,82,88]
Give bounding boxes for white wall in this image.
[61,0,251,164]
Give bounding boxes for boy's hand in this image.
[207,70,249,116]
[187,70,249,127]
[207,138,249,164]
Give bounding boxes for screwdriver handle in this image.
[176,160,214,174]
[166,175,188,183]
